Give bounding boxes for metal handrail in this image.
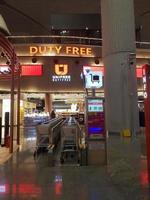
[75,120,86,150]
[6,35,150,49]
[7,35,102,46]
[50,119,64,144]
[51,119,64,132]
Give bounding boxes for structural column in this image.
[10,54,15,153]
[45,93,52,116]
[101,0,139,133]
[17,67,21,145]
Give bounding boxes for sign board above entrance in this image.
[30,45,92,57]
[14,44,98,57]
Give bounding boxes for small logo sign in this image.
[52,64,71,82]
[55,64,68,75]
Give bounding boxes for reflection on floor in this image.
[0,126,149,200]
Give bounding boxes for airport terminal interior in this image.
[0,0,150,199]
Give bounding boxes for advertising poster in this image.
[83,66,104,89]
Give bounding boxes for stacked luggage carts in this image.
[60,117,80,164]
[34,117,64,157]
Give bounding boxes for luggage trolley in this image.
[60,117,80,164]
[34,118,63,157]
[34,122,51,157]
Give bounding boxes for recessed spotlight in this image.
[32,57,37,63]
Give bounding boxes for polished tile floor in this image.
[0,127,149,200]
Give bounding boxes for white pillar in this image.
[101,0,139,133]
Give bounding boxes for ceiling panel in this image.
[0,0,150,41]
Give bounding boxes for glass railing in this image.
[7,35,102,46]
[6,35,150,49]
[136,41,150,49]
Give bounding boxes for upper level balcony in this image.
[7,35,150,50]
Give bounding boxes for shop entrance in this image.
[21,92,86,166]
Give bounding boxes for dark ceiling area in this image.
[0,0,150,41]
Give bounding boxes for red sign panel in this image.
[21,65,43,76]
[136,67,143,78]
[142,64,150,99]
[142,64,150,183]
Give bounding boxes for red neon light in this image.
[142,68,146,76]
[136,67,143,78]
[0,184,41,195]
[21,65,43,76]
[140,171,148,186]
[17,184,41,194]
[55,183,62,196]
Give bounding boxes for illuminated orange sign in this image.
[29,45,93,57]
[55,64,68,75]
[66,46,92,56]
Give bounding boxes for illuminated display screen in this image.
[87,98,105,137]
[0,66,10,74]
[87,112,105,136]
[88,99,103,112]
[83,66,103,89]
[21,65,43,76]
[88,127,104,133]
